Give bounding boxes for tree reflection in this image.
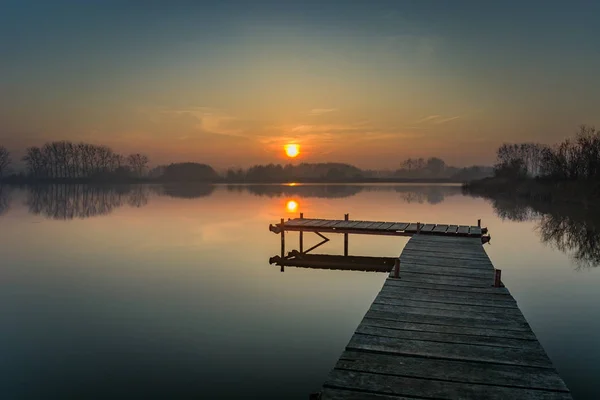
[487,195,600,268]
[26,184,149,219]
[0,185,10,216]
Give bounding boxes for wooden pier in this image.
[269,216,571,399]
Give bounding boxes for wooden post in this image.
[393,259,400,279]
[417,222,421,233]
[280,218,285,258]
[478,219,481,228]
[494,269,502,287]
[344,213,349,256]
[299,213,304,253]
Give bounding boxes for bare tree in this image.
[0,146,10,178]
[127,153,149,177]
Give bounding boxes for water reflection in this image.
[26,184,150,220]
[487,196,600,268]
[0,185,10,216]
[286,199,299,213]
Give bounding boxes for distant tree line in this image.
[17,141,149,180]
[1,141,492,183]
[494,125,600,180]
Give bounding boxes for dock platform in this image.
[318,234,572,399]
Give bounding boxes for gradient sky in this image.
[1,0,599,169]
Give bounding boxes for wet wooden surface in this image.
[319,234,571,399]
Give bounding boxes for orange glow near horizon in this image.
[284,144,300,158]
[286,200,299,212]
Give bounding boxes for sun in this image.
[284,144,300,158]
[286,200,298,212]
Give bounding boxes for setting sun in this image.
[286,200,298,212]
[284,144,300,158]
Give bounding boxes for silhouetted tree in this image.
[0,146,10,177]
[162,162,219,181]
[127,153,149,177]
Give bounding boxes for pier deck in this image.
[318,234,572,399]
[272,217,485,237]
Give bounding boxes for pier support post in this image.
[280,218,285,259]
[299,213,304,254]
[478,219,481,228]
[393,259,400,279]
[344,213,349,256]
[494,269,502,287]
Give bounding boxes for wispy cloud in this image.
[308,108,338,116]
[416,115,461,124]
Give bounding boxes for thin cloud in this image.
[308,108,338,116]
[416,115,460,124]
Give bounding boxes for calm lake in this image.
[0,183,598,399]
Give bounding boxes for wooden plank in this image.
[411,234,481,244]
[361,317,536,340]
[356,325,542,350]
[376,222,396,230]
[404,223,419,232]
[333,351,571,392]
[470,226,483,236]
[385,278,510,295]
[446,224,459,234]
[325,370,572,400]
[348,334,552,368]
[399,255,494,269]
[373,294,523,315]
[419,223,435,232]
[284,218,316,226]
[401,249,492,263]
[433,224,449,233]
[378,286,517,307]
[403,244,488,257]
[396,262,495,279]
[365,309,530,333]
[363,221,386,229]
[369,303,527,325]
[386,222,409,231]
[353,221,377,229]
[320,220,344,228]
[308,219,335,227]
[392,272,493,288]
[457,225,471,235]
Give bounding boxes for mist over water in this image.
[0,183,598,399]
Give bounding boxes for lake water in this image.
[0,184,598,399]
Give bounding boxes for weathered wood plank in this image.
[399,255,494,269]
[377,289,518,309]
[419,223,436,232]
[365,309,531,332]
[361,317,536,340]
[433,224,449,233]
[334,351,570,392]
[470,226,483,236]
[325,370,571,399]
[285,218,316,226]
[384,278,510,295]
[446,224,459,234]
[376,222,396,230]
[356,325,541,350]
[401,248,491,261]
[457,225,471,235]
[373,295,522,316]
[348,334,552,368]
[404,223,419,232]
[411,235,482,245]
[392,271,493,288]
[386,222,409,231]
[321,220,344,227]
[397,262,495,278]
[369,303,527,325]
